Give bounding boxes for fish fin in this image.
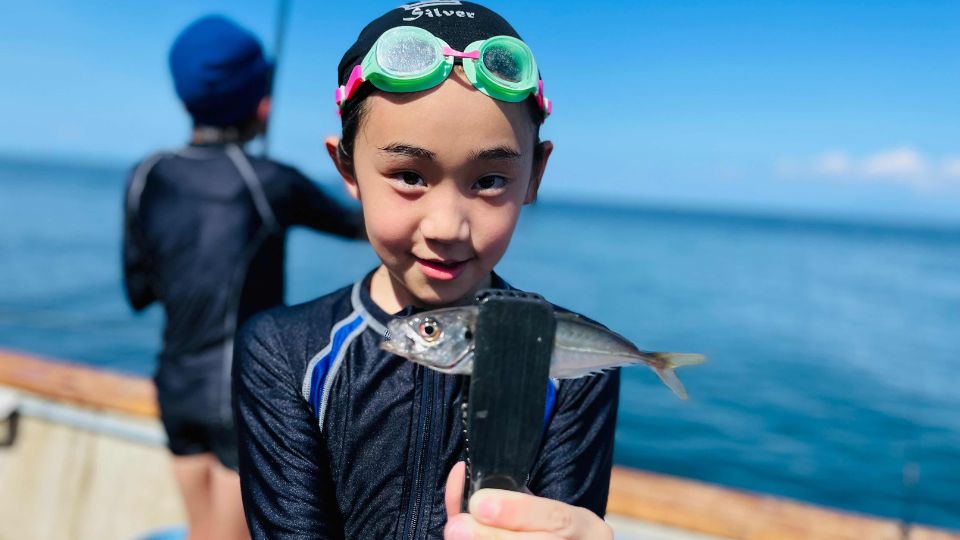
[653,352,706,368]
[651,365,689,400]
[553,311,584,321]
[552,366,620,379]
[550,354,648,379]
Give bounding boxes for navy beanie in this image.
[169,15,272,127]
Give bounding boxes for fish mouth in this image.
[379,339,397,354]
[380,335,420,357]
[380,323,416,355]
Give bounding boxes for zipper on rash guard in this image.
[403,366,435,539]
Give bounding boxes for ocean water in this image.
[1,157,958,529]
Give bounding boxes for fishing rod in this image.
[261,0,291,158]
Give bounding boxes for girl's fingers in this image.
[443,471,613,539]
[445,513,562,540]
[467,489,613,539]
[445,461,467,518]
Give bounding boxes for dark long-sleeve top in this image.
[122,142,363,419]
[233,272,620,539]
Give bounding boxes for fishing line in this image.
[260,0,292,158]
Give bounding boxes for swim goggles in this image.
[335,26,551,119]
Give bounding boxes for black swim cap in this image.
[337,1,525,87]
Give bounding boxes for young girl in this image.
[234,3,617,538]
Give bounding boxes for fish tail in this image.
[653,352,706,368]
[649,353,705,400]
[651,366,688,400]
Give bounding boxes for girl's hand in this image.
[443,462,614,540]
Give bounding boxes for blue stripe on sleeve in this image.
[308,314,364,419]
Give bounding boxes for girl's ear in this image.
[524,140,553,205]
[325,135,360,200]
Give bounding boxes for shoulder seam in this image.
[126,152,169,218]
[225,143,280,232]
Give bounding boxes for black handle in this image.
[461,290,555,511]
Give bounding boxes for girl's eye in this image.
[393,171,426,188]
[473,175,508,192]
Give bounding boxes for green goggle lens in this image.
[479,38,534,87]
[375,28,443,77]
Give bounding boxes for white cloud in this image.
[779,146,960,190]
[812,151,852,175]
[861,147,928,178]
[942,157,960,178]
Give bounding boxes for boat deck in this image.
[0,409,180,540]
[1,407,718,540]
[1,349,957,540]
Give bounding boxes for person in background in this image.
[122,15,364,540]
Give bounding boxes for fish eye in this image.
[418,317,442,342]
[463,329,473,340]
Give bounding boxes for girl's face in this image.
[328,70,552,312]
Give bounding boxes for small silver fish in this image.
[380,306,705,399]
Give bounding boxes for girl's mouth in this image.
[415,257,470,281]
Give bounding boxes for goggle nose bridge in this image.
[441,46,480,60]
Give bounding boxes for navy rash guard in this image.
[233,272,620,539]
[123,143,363,443]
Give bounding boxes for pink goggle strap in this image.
[335,65,366,109]
[535,80,552,117]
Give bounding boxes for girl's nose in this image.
[419,189,470,243]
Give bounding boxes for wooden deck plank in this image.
[608,466,957,540]
[0,349,157,417]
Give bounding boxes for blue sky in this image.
[1,1,958,224]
